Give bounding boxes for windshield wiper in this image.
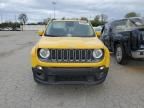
[72,35,95,37]
[45,34,59,37]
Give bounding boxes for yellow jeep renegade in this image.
[31,20,110,84]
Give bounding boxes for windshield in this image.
[129,18,144,27]
[45,21,95,37]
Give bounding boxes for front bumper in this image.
[131,50,144,59]
[32,67,109,85]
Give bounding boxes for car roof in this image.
[111,17,144,23]
[104,17,144,26]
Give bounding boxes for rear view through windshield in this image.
[45,21,95,37]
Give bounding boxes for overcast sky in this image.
[0,0,144,23]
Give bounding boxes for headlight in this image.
[39,49,50,59]
[93,49,103,59]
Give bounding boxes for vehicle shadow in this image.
[111,54,144,72]
[34,82,107,97]
[124,59,144,71]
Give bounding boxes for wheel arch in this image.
[113,41,121,53]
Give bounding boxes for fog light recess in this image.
[37,66,43,70]
[100,66,104,70]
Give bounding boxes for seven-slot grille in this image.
[42,49,98,62]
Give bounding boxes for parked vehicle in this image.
[101,17,144,65]
[31,19,110,84]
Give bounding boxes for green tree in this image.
[94,15,100,22]
[80,17,88,20]
[100,14,108,23]
[125,12,140,18]
[18,13,28,30]
[91,15,107,27]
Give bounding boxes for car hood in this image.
[37,36,105,49]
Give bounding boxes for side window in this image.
[112,20,127,33]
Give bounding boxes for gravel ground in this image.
[0,31,144,108]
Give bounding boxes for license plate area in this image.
[139,52,144,55]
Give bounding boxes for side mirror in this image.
[37,30,44,36]
[95,32,101,38]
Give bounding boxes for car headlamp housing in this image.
[39,49,50,59]
[93,49,103,59]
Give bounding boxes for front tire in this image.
[115,44,128,65]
